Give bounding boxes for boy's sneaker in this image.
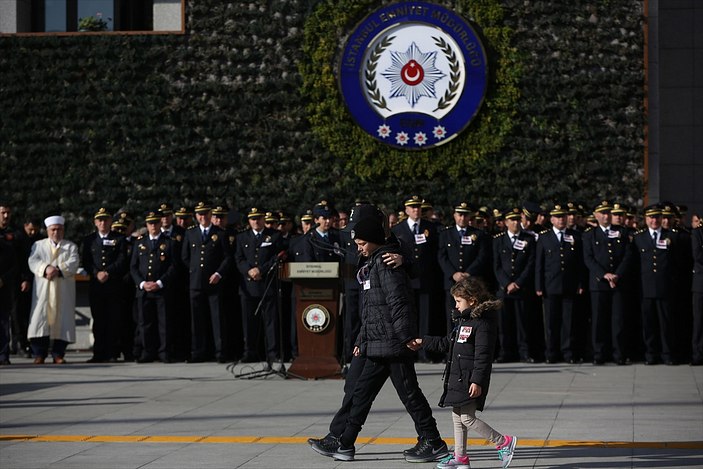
[403,437,422,456]
[436,453,471,469]
[332,444,355,461]
[405,437,449,463]
[496,435,517,468]
[309,434,339,457]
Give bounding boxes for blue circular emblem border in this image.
[338,1,489,150]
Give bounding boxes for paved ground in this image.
[1,353,702,468]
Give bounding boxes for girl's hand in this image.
[468,383,482,398]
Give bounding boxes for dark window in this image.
[28,0,154,32]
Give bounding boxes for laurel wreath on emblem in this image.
[433,36,461,111]
[365,35,395,112]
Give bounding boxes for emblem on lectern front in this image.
[302,304,331,333]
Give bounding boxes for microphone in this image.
[276,250,288,261]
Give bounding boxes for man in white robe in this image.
[27,215,79,364]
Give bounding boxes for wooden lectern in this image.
[283,262,342,379]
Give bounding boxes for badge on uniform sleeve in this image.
[457,326,473,343]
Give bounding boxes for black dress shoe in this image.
[520,357,535,363]
[592,359,605,365]
[136,356,155,363]
[665,360,678,366]
[186,357,205,363]
[644,359,658,365]
[691,359,703,366]
[86,357,105,363]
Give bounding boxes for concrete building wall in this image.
[649,0,703,220]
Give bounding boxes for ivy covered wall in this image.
[0,0,644,238]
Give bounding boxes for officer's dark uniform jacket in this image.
[438,225,490,289]
[632,228,678,298]
[421,301,500,412]
[298,228,343,263]
[693,227,703,293]
[492,230,535,298]
[535,228,583,295]
[130,233,177,296]
[181,224,232,290]
[81,231,128,281]
[391,219,438,289]
[0,228,18,303]
[582,225,633,291]
[354,243,417,358]
[234,227,283,297]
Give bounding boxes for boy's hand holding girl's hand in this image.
[406,338,423,351]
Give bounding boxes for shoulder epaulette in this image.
[539,229,549,235]
[137,235,144,240]
[583,226,594,232]
[187,225,197,230]
[635,228,646,234]
[493,232,505,239]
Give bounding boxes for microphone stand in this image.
[229,256,304,380]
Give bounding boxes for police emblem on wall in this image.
[339,2,488,150]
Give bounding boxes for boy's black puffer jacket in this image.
[422,300,500,411]
[355,244,417,358]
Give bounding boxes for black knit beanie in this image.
[351,216,385,245]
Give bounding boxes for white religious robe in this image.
[27,238,80,342]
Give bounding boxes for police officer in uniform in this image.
[111,210,137,362]
[298,201,344,263]
[0,203,18,365]
[492,207,536,363]
[182,201,233,363]
[438,201,491,337]
[582,201,634,365]
[632,204,680,365]
[212,204,242,362]
[391,195,439,362]
[131,210,178,363]
[692,222,703,366]
[82,208,128,363]
[535,203,584,363]
[165,205,191,361]
[235,207,284,363]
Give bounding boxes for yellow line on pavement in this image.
[1,434,701,449]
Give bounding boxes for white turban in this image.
[44,215,65,227]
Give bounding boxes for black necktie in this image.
[255,232,261,241]
[459,229,465,237]
[151,239,157,250]
[202,229,208,242]
[511,235,516,245]
[652,231,657,244]
[558,231,564,244]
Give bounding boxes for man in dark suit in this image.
[582,201,634,365]
[692,223,703,366]
[131,210,178,363]
[492,207,536,363]
[391,195,439,362]
[535,203,584,363]
[438,201,490,335]
[235,207,284,363]
[181,201,233,363]
[82,208,128,363]
[632,204,680,365]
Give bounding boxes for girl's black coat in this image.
[422,301,499,411]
